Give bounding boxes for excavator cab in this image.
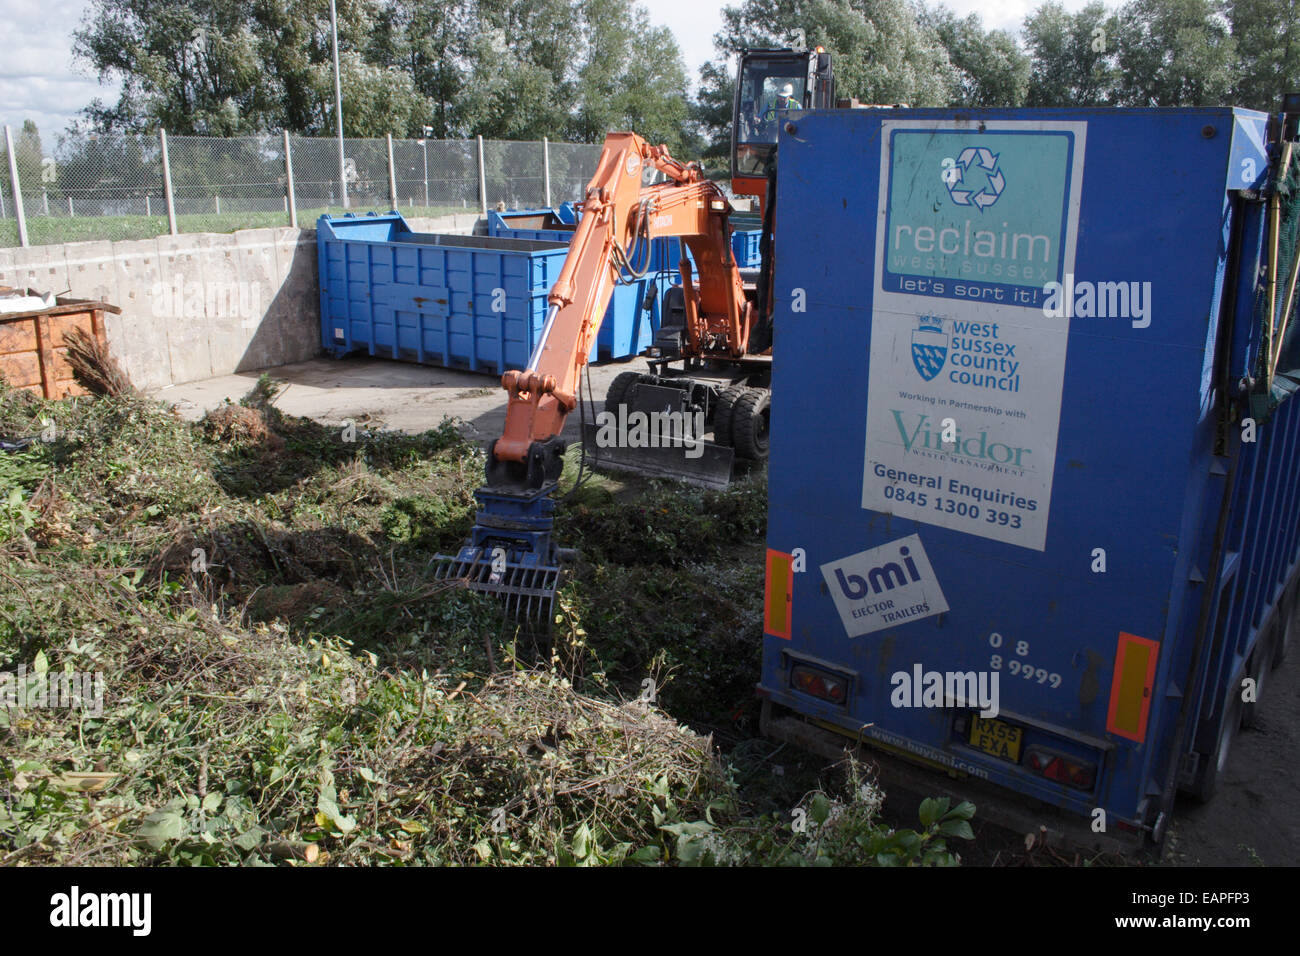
[732,47,835,207]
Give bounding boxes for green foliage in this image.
[1228,0,1300,113]
[923,7,1031,107]
[1112,0,1239,107]
[72,0,693,145]
[1022,1,1120,106]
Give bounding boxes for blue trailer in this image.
[759,106,1300,852]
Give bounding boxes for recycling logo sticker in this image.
[945,147,1005,212]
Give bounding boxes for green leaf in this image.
[946,800,977,821]
[201,792,222,813]
[31,651,48,676]
[315,796,356,834]
[233,827,265,851]
[572,822,591,859]
[809,793,832,826]
[938,819,975,841]
[630,845,661,864]
[918,796,950,827]
[138,809,186,848]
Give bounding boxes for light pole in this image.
[329,0,347,209]
[418,125,432,209]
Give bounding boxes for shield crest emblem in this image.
[911,320,948,382]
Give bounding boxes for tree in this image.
[566,0,692,152]
[922,6,1030,107]
[1226,0,1299,112]
[696,0,958,159]
[71,0,693,146]
[0,120,47,201]
[1022,1,1119,106]
[1111,0,1238,107]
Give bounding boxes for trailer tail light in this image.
[1025,746,1097,791]
[790,664,847,704]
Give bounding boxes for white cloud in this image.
[0,0,121,143]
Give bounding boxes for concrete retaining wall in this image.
[0,212,482,391]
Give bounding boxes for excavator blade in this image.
[432,488,567,623]
[580,421,735,489]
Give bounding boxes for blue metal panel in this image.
[317,211,569,374]
[486,208,673,361]
[761,107,1285,834]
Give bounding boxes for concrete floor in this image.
[153,354,653,444]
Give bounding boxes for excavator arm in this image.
[487,131,753,490]
[436,131,753,620]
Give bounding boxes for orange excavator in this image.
[435,47,835,618]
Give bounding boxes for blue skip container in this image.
[485,207,673,360]
[318,211,594,373]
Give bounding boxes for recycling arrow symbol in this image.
[946,146,1004,212]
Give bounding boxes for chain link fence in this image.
[0,126,603,248]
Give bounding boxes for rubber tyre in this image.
[604,370,643,414]
[1241,630,1274,729]
[1275,588,1296,669]
[732,387,771,461]
[712,385,746,448]
[1189,681,1243,803]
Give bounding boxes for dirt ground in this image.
[152,356,1300,867]
[1164,644,1300,866]
[154,354,654,442]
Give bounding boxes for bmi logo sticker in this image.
[820,534,949,638]
[911,316,947,381]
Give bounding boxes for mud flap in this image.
[580,420,735,489]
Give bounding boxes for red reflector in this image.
[790,665,847,704]
[1024,747,1097,791]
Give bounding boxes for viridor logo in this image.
[892,410,1032,468]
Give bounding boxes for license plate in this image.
[969,716,1022,762]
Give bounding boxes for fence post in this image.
[543,137,551,208]
[159,128,178,235]
[386,133,398,210]
[5,126,28,247]
[477,135,487,217]
[283,130,297,228]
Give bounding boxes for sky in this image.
[0,0,1087,146]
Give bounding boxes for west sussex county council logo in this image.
[911,317,948,381]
